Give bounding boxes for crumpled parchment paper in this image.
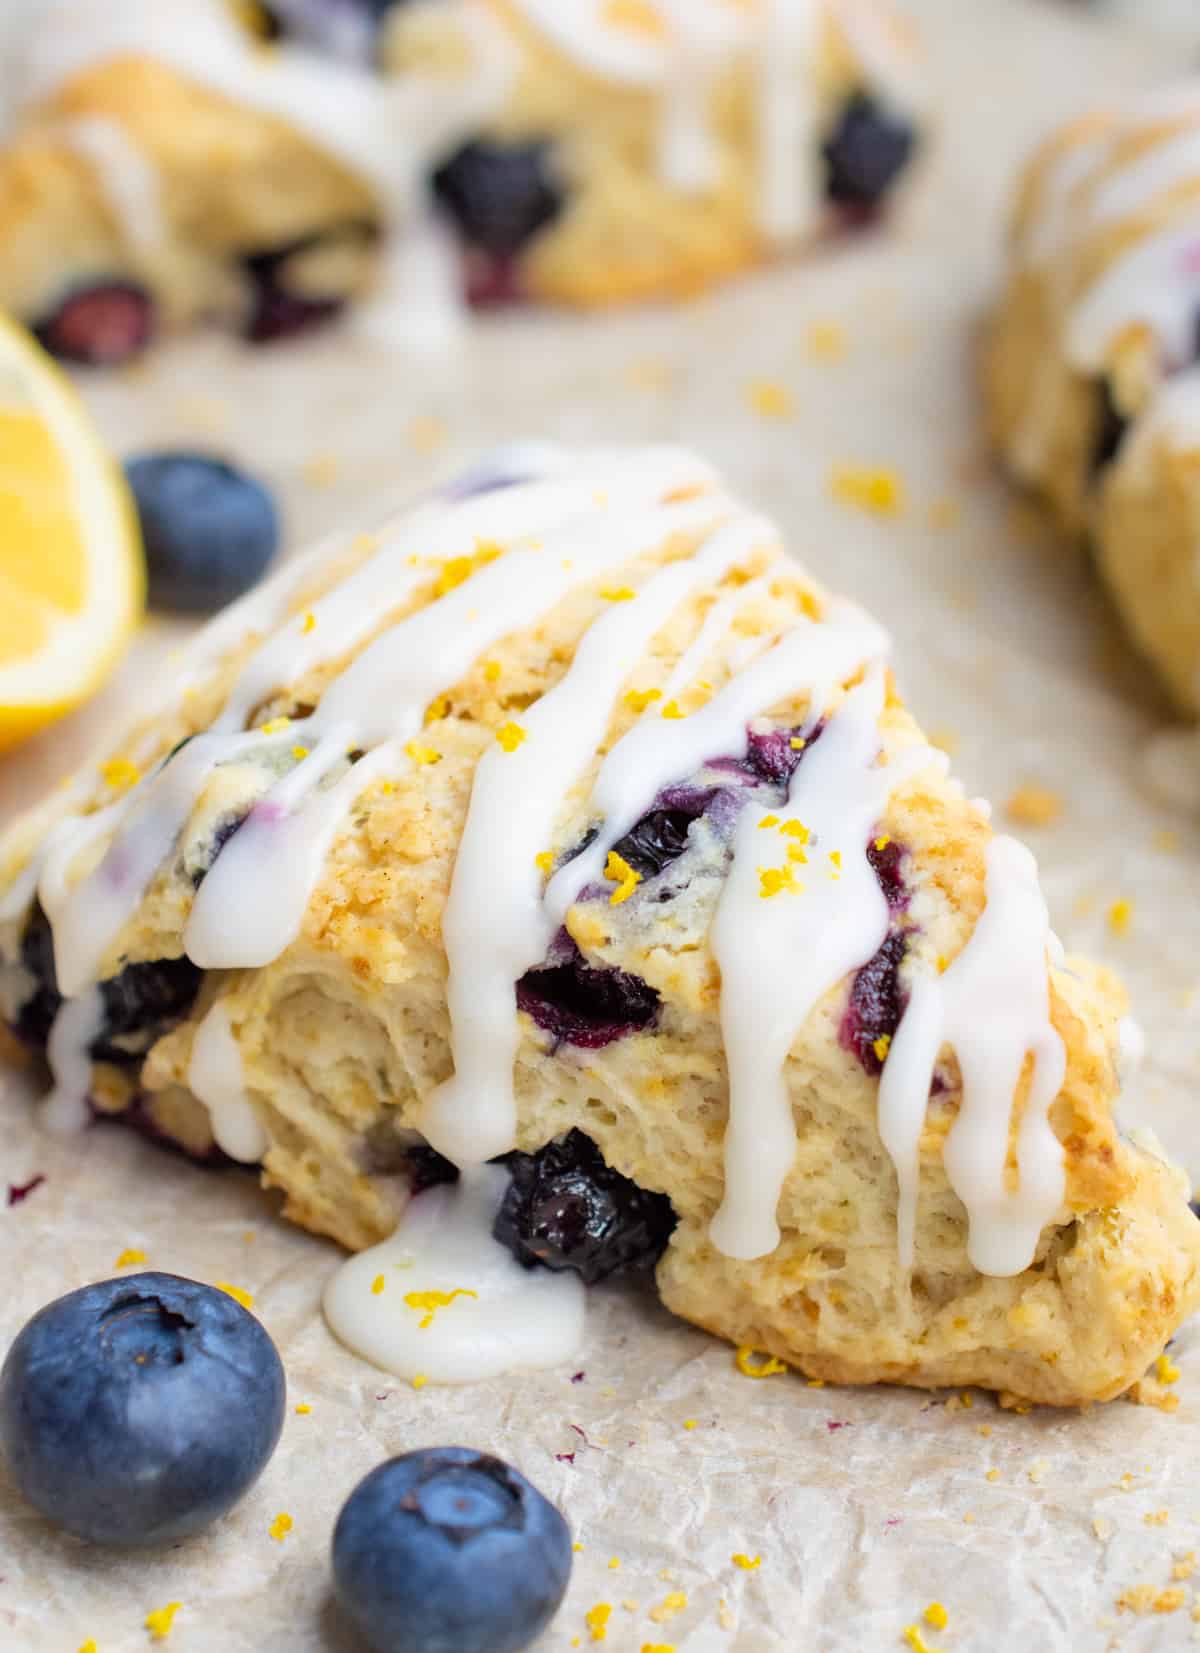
[4,2,1200,1647]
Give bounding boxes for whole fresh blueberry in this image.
[432,139,564,260]
[33,280,155,367]
[0,1273,285,1546]
[822,92,917,210]
[333,1448,573,1653]
[124,452,280,613]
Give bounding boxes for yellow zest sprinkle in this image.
[144,1603,182,1640]
[1004,784,1063,829]
[295,1403,312,1414]
[1108,898,1133,936]
[371,1275,386,1296]
[573,1542,585,1552]
[758,814,780,829]
[602,0,666,36]
[302,611,316,634]
[259,715,290,735]
[426,695,450,722]
[483,660,502,682]
[406,740,442,766]
[902,1628,942,1653]
[986,1468,1000,1482]
[1156,1352,1181,1384]
[829,462,905,517]
[586,1602,612,1641]
[746,379,795,419]
[732,1553,761,1570]
[683,1418,698,1430]
[735,1345,787,1378]
[660,700,684,720]
[599,585,636,602]
[78,1641,97,1653]
[874,834,891,851]
[101,757,140,791]
[115,1247,147,1268]
[787,843,808,865]
[780,818,810,842]
[642,1646,676,1653]
[937,954,949,974]
[434,540,503,598]
[759,866,800,899]
[412,1373,428,1390]
[649,1591,687,1624]
[807,1377,825,1387]
[215,1283,253,1310]
[873,1034,892,1064]
[789,736,806,750]
[805,320,847,362]
[496,722,527,753]
[604,850,641,906]
[268,1511,293,1542]
[924,1604,948,1631]
[535,851,554,874]
[292,745,310,762]
[829,849,842,869]
[404,1288,478,1329]
[608,1556,621,1571]
[624,687,663,713]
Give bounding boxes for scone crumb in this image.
[735,1346,787,1378]
[924,1604,948,1630]
[829,463,905,516]
[101,757,140,791]
[1145,1509,1170,1527]
[901,1626,942,1653]
[1108,898,1134,936]
[605,851,641,905]
[1004,784,1064,828]
[1173,1552,1197,1581]
[144,1602,183,1639]
[718,1600,736,1631]
[649,1591,687,1623]
[302,453,339,489]
[1156,1353,1181,1385]
[496,722,527,753]
[732,1553,761,1570]
[215,1283,253,1310]
[1027,1459,1048,1485]
[1116,1585,1186,1615]
[115,1247,147,1268]
[745,380,795,419]
[585,1602,612,1641]
[1093,1516,1114,1540]
[268,1511,293,1542]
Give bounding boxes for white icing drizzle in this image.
[424,513,773,1167]
[59,116,166,256]
[322,1166,584,1382]
[755,0,822,244]
[187,1000,268,1162]
[877,837,1067,1276]
[40,985,103,1137]
[658,576,770,703]
[1066,213,1200,373]
[708,668,937,1258]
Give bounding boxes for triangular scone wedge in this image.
[1,444,1196,1406]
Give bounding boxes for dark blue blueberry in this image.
[823,92,917,211]
[494,1129,675,1285]
[33,280,155,367]
[332,1447,573,1653]
[516,937,659,1049]
[243,271,345,343]
[866,836,909,912]
[840,930,907,1076]
[0,1273,285,1546]
[608,791,715,885]
[1090,379,1128,477]
[260,0,403,60]
[744,720,822,788]
[124,452,279,613]
[432,140,564,261]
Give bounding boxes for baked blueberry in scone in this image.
[0,0,924,358]
[983,87,1200,719]
[1,444,1195,1404]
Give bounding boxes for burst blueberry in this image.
[823,92,917,211]
[516,938,659,1049]
[432,139,564,261]
[840,930,908,1075]
[333,1447,573,1653]
[124,452,279,612]
[0,1273,285,1546]
[33,280,155,366]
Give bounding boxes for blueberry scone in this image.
[0,0,923,362]
[2,443,1196,1404]
[984,86,1200,718]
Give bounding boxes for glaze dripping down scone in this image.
[0,0,923,359]
[983,83,1200,719]
[2,444,1197,1405]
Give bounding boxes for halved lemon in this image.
[0,314,143,750]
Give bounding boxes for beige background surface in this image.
[3,1,1200,1648]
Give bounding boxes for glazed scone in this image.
[983,84,1200,717]
[2,443,1196,1405]
[0,0,923,361]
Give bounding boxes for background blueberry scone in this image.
[983,85,1200,719]
[0,442,1196,1406]
[0,0,924,361]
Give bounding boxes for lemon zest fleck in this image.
[1108,898,1133,936]
[115,1247,147,1268]
[660,699,684,720]
[902,1628,942,1653]
[371,1274,386,1296]
[404,1288,478,1329]
[924,1604,948,1631]
[805,320,848,362]
[829,462,905,517]
[599,585,636,602]
[649,1591,687,1623]
[642,1646,676,1653]
[604,850,641,906]
[295,1403,312,1414]
[411,1373,428,1391]
[735,1345,787,1378]
[496,722,527,753]
[874,834,891,851]
[779,818,809,842]
[758,815,780,829]
[602,0,667,36]
[829,849,843,869]
[101,757,140,790]
[746,379,795,419]
[1156,1353,1181,1384]
[406,740,442,766]
[624,687,663,713]
[483,659,502,682]
[683,1418,698,1430]
[786,843,808,865]
[268,1511,293,1542]
[291,745,310,762]
[585,1602,613,1641]
[215,1282,253,1310]
[259,715,291,735]
[789,736,807,750]
[426,695,450,722]
[873,1034,892,1064]
[302,611,316,634]
[535,851,554,874]
[759,866,800,899]
[732,1553,761,1570]
[144,1602,183,1640]
[434,539,503,598]
[78,1641,98,1653]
